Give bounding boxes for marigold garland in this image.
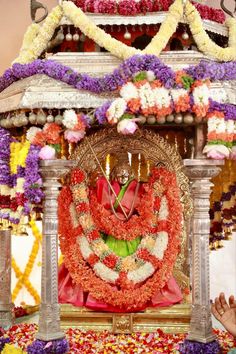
[58,167,182,310]
[12,219,41,304]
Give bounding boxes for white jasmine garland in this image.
[62,109,78,129]
[158,196,169,220]
[226,120,234,134]
[69,204,79,228]
[120,82,139,101]
[139,83,155,109]
[153,87,171,108]
[171,88,188,102]
[193,83,209,106]
[127,262,155,283]
[215,120,226,134]
[78,236,93,259]
[151,232,168,259]
[107,98,127,123]
[93,262,119,284]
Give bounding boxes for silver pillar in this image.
[36,160,73,341]
[184,159,223,343]
[0,229,13,328]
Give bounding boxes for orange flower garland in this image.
[58,167,182,310]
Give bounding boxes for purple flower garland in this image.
[24,144,44,207]
[0,128,12,187]
[1,56,236,95]
[27,338,69,354]
[179,339,221,354]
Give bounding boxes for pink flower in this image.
[64,129,85,143]
[203,144,230,160]
[38,145,56,160]
[117,119,138,135]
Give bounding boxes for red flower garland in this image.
[58,167,183,310]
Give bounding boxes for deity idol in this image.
[58,159,183,312]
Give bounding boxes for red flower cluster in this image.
[73,0,225,23]
[71,169,86,185]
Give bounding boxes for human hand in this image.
[211,292,236,338]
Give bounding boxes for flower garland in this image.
[203,110,236,160]
[12,219,41,304]
[58,166,182,310]
[14,5,63,64]
[96,69,210,134]
[61,0,236,61]
[72,0,226,24]
[1,56,236,95]
[185,1,236,62]
[0,129,43,224]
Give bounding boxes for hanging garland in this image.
[58,166,182,310]
[11,0,236,64]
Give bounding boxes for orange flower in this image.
[43,123,61,144]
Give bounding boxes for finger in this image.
[211,304,222,322]
[229,295,236,308]
[215,297,224,314]
[219,292,229,312]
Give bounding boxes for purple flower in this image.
[0,337,10,351]
[95,101,111,124]
[24,145,44,204]
[179,339,221,354]
[27,338,69,354]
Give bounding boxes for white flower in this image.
[153,87,171,108]
[62,109,78,129]
[158,196,169,220]
[215,120,226,134]
[78,236,92,260]
[69,204,79,228]
[139,83,155,109]
[151,232,168,260]
[106,98,127,124]
[127,262,154,284]
[146,70,156,82]
[120,82,138,101]
[16,177,25,193]
[193,83,209,106]
[26,127,42,142]
[93,262,119,284]
[171,88,188,102]
[226,120,234,134]
[208,116,218,132]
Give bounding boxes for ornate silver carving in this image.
[0,230,14,328]
[184,159,223,343]
[36,160,74,341]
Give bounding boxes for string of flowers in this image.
[63,0,236,61]
[12,257,41,305]
[12,219,41,304]
[185,1,236,62]
[72,0,225,23]
[13,5,63,64]
[203,110,236,160]
[1,56,236,96]
[58,166,182,310]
